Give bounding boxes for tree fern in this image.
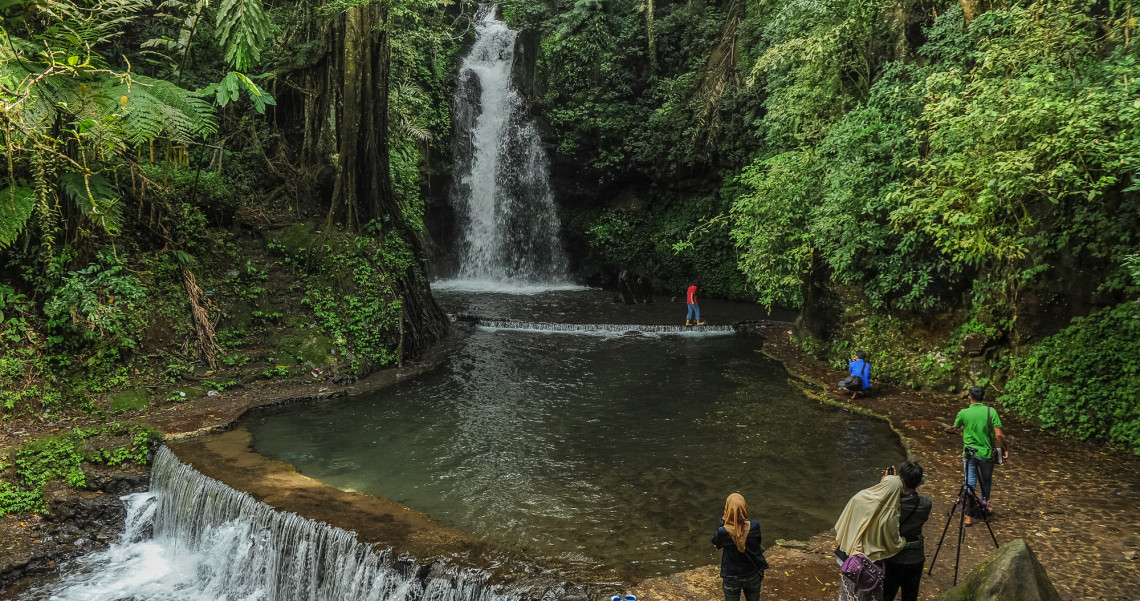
[0,186,35,249]
[1,4,217,247]
[106,75,218,144]
[59,173,123,234]
[215,0,271,72]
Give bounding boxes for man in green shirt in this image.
[952,387,1008,524]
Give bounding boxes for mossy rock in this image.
[163,386,206,404]
[266,222,313,257]
[273,331,335,366]
[220,299,254,330]
[283,315,312,329]
[253,296,286,319]
[108,390,149,414]
[934,539,1061,601]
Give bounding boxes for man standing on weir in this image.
[686,282,705,327]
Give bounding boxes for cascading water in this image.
[466,318,736,335]
[25,447,518,601]
[446,4,570,287]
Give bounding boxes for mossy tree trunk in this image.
[293,0,448,363]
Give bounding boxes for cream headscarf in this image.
[723,493,751,552]
[833,475,905,562]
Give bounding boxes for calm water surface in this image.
[247,292,903,579]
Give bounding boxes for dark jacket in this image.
[712,519,769,578]
[886,492,932,565]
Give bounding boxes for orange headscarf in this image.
[723,493,752,552]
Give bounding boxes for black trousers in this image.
[883,561,924,601]
[722,571,764,601]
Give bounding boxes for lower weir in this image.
[31,447,526,601]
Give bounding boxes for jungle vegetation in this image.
[0,0,1136,511]
[502,0,1140,451]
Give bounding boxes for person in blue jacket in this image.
[712,493,769,601]
[839,350,872,399]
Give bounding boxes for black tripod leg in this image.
[953,504,966,586]
[980,512,999,548]
[927,484,964,575]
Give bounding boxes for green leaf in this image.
[215,0,271,72]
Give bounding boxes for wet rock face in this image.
[616,270,653,304]
[934,539,1062,601]
[0,468,149,594]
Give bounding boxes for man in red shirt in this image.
[686,282,705,326]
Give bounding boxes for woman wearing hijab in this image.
[834,473,906,601]
[712,493,769,601]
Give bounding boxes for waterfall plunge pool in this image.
[243,290,906,583]
[21,290,907,600]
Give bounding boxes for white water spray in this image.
[448,4,569,287]
[27,447,519,601]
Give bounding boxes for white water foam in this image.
[431,279,589,295]
[448,4,570,285]
[28,447,520,601]
[473,320,735,336]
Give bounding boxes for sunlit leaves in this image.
[198,71,276,114]
[731,150,821,309]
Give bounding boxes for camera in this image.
[886,466,895,475]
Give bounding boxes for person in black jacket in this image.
[712,493,769,601]
[883,461,932,601]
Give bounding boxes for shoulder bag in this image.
[840,553,884,592]
[987,407,1005,465]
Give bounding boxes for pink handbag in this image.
[840,554,884,592]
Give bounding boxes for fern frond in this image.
[109,75,217,144]
[60,172,122,234]
[0,186,36,249]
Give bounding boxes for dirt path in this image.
[632,323,1140,601]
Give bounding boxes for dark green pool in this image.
[246,300,904,580]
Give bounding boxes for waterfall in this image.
[29,447,521,601]
[448,4,569,286]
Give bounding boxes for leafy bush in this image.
[43,261,148,357]
[298,229,411,375]
[1001,302,1140,453]
[0,423,162,514]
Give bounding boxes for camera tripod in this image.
[927,452,999,585]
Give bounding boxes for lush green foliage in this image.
[273,226,417,375]
[214,0,271,72]
[0,422,161,514]
[1002,302,1140,452]
[734,1,1140,315]
[1,0,217,260]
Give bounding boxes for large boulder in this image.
[934,539,1061,601]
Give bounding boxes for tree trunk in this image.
[959,0,990,23]
[327,5,369,231]
[294,1,449,364]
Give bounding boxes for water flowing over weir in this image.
[29,447,519,601]
[447,4,569,285]
[457,317,737,335]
